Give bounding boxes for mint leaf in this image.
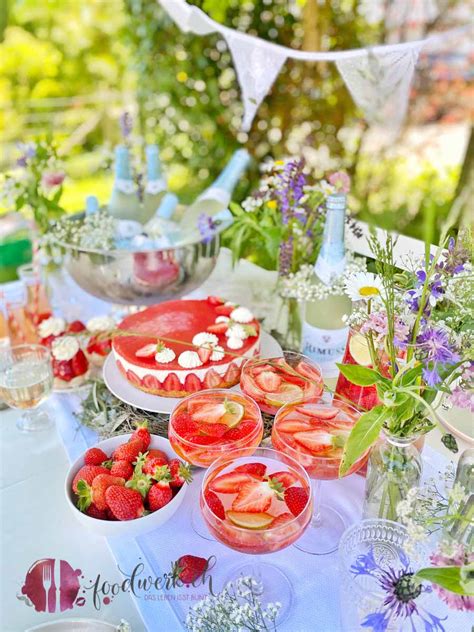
[339,405,386,476]
[416,565,474,596]
[336,364,385,387]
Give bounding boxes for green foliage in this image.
[339,405,387,477]
[416,565,474,596]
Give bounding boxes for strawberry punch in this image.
[201,446,312,623]
[272,398,367,555]
[240,351,324,416]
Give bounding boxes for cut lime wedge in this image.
[265,383,304,407]
[227,510,274,529]
[221,400,245,428]
[349,333,372,367]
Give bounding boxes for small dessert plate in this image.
[103,330,282,414]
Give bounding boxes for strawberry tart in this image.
[51,335,90,389]
[112,297,261,397]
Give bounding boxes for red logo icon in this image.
[20,558,82,612]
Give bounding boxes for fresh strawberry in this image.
[255,371,282,393]
[204,489,225,520]
[113,438,144,463]
[67,320,86,333]
[84,447,108,466]
[209,471,254,493]
[53,358,74,382]
[224,362,241,384]
[71,349,89,377]
[85,503,108,520]
[203,369,223,389]
[215,304,234,316]
[284,486,309,517]
[135,343,156,358]
[72,465,109,494]
[184,373,202,392]
[110,460,134,480]
[223,421,256,441]
[87,335,111,356]
[269,512,295,528]
[77,474,125,512]
[186,434,221,446]
[207,322,228,334]
[125,453,154,498]
[295,405,339,420]
[105,486,145,520]
[143,456,168,478]
[267,471,299,489]
[148,482,173,511]
[130,421,151,450]
[232,479,284,513]
[173,413,199,438]
[41,333,61,348]
[197,345,212,364]
[207,295,225,306]
[145,449,169,465]
[173,555,208,584]
[234,463,267,479]
[163,373,181,393]
[168,459,193,488]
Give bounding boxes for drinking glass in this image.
[272,397,367,554]
[2,281,38,345]
[0,344,54,432]
[17,263,52,326]
[201,446,313,623]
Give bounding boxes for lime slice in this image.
[221,400,245,428]
[265,383,304,407]
[349,333,372,367]
[227,510,274,529]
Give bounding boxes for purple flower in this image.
[275,159,307,226]
[197,213,217,244]
[16,143,36,167]
[417,327,460,366]
[361,612,389,631]
[120,111,133,138]
[406,269,444,314]
[351,548,378,576]
[436,236,470,275]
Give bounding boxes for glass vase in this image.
[271,295,302,352]
[363,431,422,521]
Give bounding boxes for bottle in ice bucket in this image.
[301,193,352,378]
[143,144,167,222]
[108,145,141,222]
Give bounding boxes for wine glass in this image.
[201,446,313,623]
[0,344,54,432]
[272,396,367,555]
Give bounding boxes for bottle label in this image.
[313,255,346,286]
[301,321,348,378]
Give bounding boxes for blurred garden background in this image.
[0,0,472,242]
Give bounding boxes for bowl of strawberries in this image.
[65,422,191,537]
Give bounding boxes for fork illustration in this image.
[42,563,52,612]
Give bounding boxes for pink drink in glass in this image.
[240,351,323,416]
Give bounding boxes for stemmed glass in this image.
[200,446,313,623]
[272,396,367,555]
[0,344,54,432]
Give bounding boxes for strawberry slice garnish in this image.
[205,489,225,519]
[197,422,228,437]
[209,471,254,493]
[269,512,296,528]
[190,402,226,424]
[267,471,299,489]
[207,296,225,306]
[207,322,228,334]
[215,304,234,316]
[295,405,339,420]
[276,419,313,434]
[173,413,199,438]
[284,486,309,517]
[223,420,256,441]
[135,343,157,358]
[67,320,86,333]
[293,429,348,455]
[197,345,212,364]
[234,462,267,479]
[186,434,221,446]
[255,371,282,393]
[231,478,284,513]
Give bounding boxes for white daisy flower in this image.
[344,272,384,302]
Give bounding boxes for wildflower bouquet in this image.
[337,228,473,519]
[1,140,66,234]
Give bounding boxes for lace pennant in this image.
[336,44,423,136]
[224,31,287,131]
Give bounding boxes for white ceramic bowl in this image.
[65,434,187,537]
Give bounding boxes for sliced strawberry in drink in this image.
[284,486,309,517]
[173,412,199,438]
[240,375,263,400]
[231,478,284,513]
[205,489,225,519]
[224,420,256,441]
[295,405,339,420]
[278,372,306,388]
[276,418,313,434]
[209,471,253,493]
[265,383,304,408]
[267,471,299,489]
[186,434,221,446]
[255,371,282,393]
[295,360,322,381]
[190,402,226,423]
[234,462,267,479]
[226,510,274,529]
[268,512,297,530]
[293,429,348,455]
[197,422,228,438]
[252,364,277,376]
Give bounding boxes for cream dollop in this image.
[155,347,176,364]
[192,332,219,347]
[230,307,254,324]
[52,336,80,361]
[210,345,225,361]
[215,316,230,324]
[38,317,66,339]
[178,351,203,369]
[87,315,115,334]
[226,337,244,350]
[225,324,248,340]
